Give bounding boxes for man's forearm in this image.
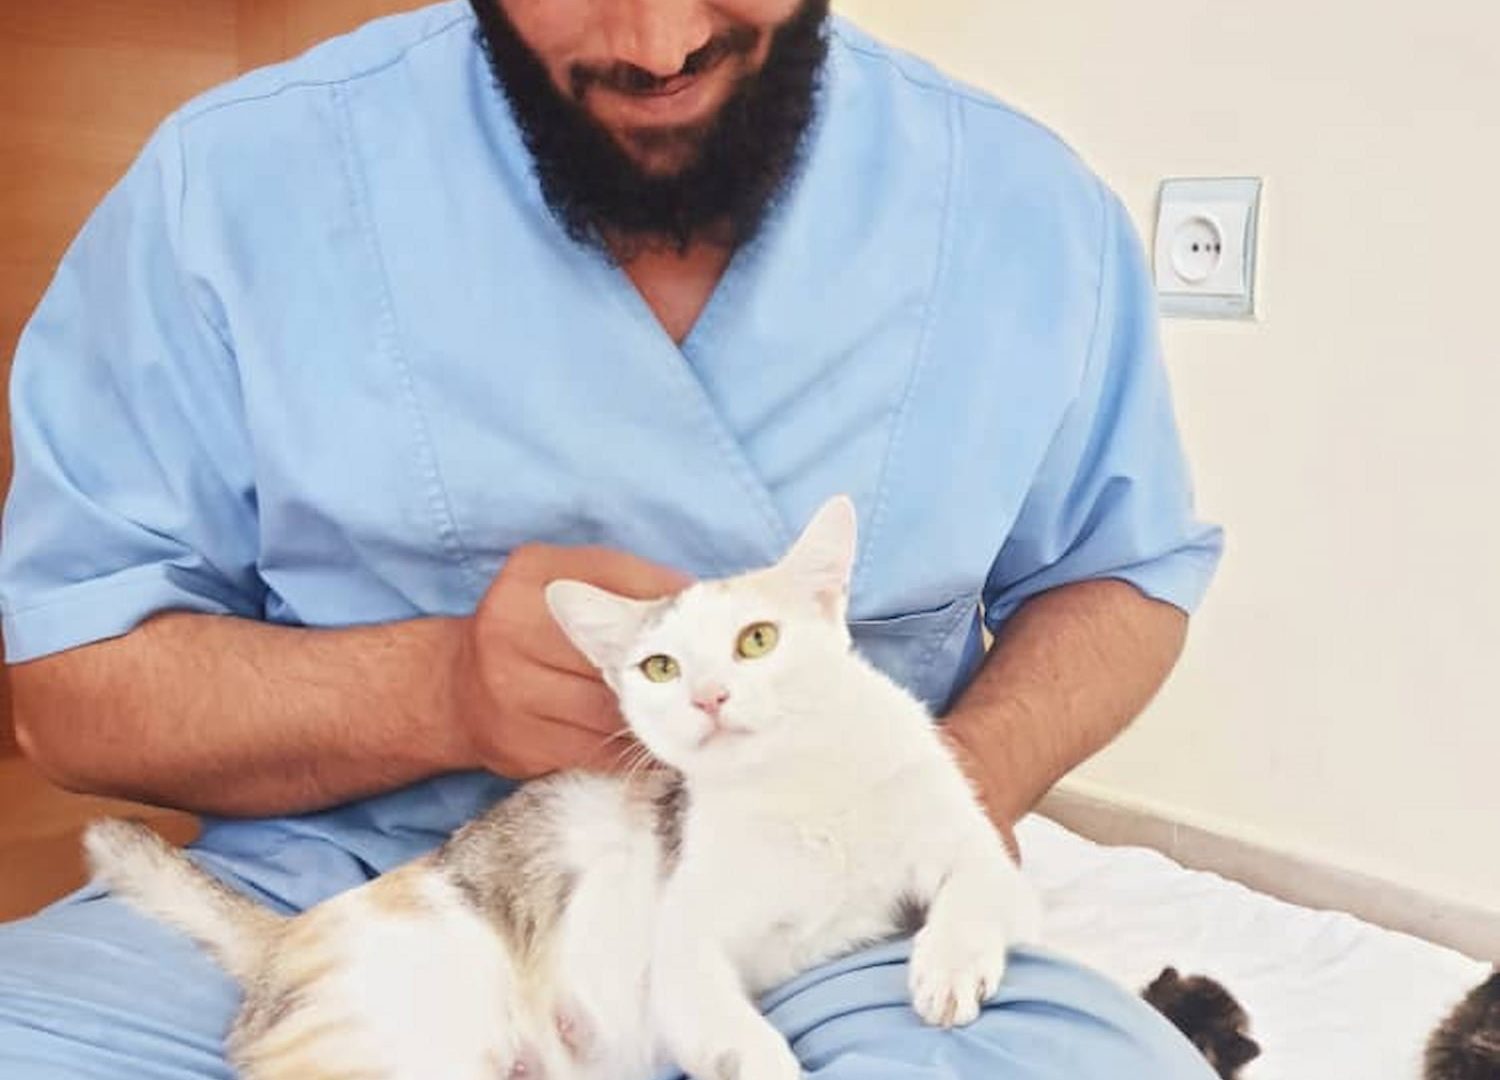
[10,612,477,817]
[945,579,1189,828]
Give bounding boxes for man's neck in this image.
[612,239,736,346]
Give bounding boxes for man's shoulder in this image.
[148,2,478,216]
[830,19,1103,214]
[176,1,473,129]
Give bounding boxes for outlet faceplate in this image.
[1154,177,1263,319]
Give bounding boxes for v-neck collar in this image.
[595,235,759,364]
[475,32,840,568]
[576,238,794,564]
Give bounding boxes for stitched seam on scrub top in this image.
[331,82,486,594]
[978,180,1112,629]
[830,23,1086,169]
[1077,178,1116,412]
[178,10,473,127]
[0,561,247,619]
[857,90,962,599]
[915,594,980,712]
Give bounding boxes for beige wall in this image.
[835,0,1500,913]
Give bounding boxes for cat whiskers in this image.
[615,742,659,787]
[591,726,643,772]
[592,726,656,784]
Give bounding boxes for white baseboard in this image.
[1038,783,1500,963]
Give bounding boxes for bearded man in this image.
[0,2,1222,1076]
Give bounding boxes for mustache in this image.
[568,25,762,99]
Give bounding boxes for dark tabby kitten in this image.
[1426,970,1500,1080]
[1143,967,1261,1079]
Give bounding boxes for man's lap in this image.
[0,840,1211,1079]
[0,886,236,1079]
[0,830,370,1079]
[760,940,1214,1079]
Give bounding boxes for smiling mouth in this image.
[629,73,700,99]
[589,71,728,134]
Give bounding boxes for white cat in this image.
[85,496,1040,1080]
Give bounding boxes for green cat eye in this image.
[736,622,780,660]
[640,655,681,683]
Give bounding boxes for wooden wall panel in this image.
[1,0,433,753]
[0,756,198,920]
[0,1,239,753]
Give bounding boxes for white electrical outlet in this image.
[1168,215,1224,285]
[1154,178,1262,319]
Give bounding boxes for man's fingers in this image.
[498,591,607,677]
[510,667,622,735]
[528,715,635,775]
[558,547,693,600]
[526,629,603,679]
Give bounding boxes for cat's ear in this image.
[545,581,659,673]
[1149,968,1183,992]
[778,496,857,620]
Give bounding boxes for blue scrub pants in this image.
[0,830,1214,1078]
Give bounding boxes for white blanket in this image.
[1018,816,1490,1079]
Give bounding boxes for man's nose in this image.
[604,0,715,78]
[692,685,730,718]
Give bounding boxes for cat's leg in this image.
[544,774,671,1080]
[232,866,523,1080]
[907,827,1042,1029]
[548,852,660,1077]
[652,921,802,1080]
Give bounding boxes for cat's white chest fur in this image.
[675,753,976,996]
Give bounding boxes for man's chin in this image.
[589,117,706,178]
[616,144,700,181]
[473,0,830,253]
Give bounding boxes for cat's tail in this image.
[84,818,282,981]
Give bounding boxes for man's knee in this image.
[973,950,1219,1079]
[766,944,1217,1079]
[0,891,237,1078]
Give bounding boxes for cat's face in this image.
[546,497,856,777]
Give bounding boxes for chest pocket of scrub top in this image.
[849,595,982,716]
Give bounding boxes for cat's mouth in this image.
[696,722,753,749]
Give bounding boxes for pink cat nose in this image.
[692,686,730,717]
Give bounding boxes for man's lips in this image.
[596,70,723,124]
[631,73,699,98]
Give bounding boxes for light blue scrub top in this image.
[1,3,1221,891]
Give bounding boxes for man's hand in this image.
[450,544,691,780]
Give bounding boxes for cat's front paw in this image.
[907,922,1011,1029]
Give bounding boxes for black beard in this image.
[469,0,830,257]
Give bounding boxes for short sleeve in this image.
[1,118,264,662]
[982,189,1224,634]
